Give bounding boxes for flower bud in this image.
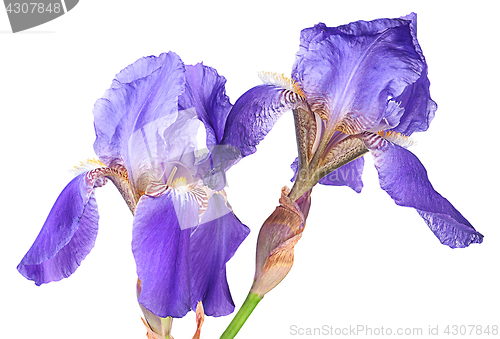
[250,187,310,297]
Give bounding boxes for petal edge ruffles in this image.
[133,191,192,318]
[369,142,483,248]
[190,194,250,316]
[181,63,233,146]
[93,52,185,178]
[222,84,300,157]
[17,174,99,285]
[292,17,428,132]
[133,190,249,318]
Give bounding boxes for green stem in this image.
[220,293,262,339]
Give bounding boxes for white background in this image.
[1,1,499,338]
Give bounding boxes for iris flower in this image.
[16,51,274,318]
[228,13,482,248]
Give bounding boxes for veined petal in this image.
[390,66,437,135]
[180,63,233,146]
[93,52,186,189]
[221,83,303,157]
[290,157,364,193]
[189,193,250,316]
[170,187,201,231]
[178,63,242,190]
[365,136,483,248]
[17,174,99,285]
[132,191,194,318]
[129,107,201,194]
[292,16,426,133]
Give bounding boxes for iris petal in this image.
[135,107,201,186]
[222,84,301,157]
[132,191,192,318]
[133,190,249,318]
[179,63,242,189]
[93,52,185,186]
[190,194,250,316]
[391,68,437,135]
[369,141,483,248]
[17,174,99,285]
[292,16,427,132]
[181,63,233,146]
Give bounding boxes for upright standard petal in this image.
[365,136,483,248]
[133,106,201,189]
[180,63,233,146]
[222,82,304,157]
[189,194,250,316]
[17,174,99,285]
[292,17,426,132]
[390,68,437,135]
[132,190,195,318]
[93,52,185,184]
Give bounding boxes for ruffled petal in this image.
[178,63,241,190]
[290,157,364,193]
[390,66,437,135]
[133,189,247,318]
[221,84,301,157]
[367,139,483,248]
[93,52,186,187]
[132,190,195,318]
[180,63,233,146]
[189,194,250,316]
[140,107,201,185]
[292,16,427,132]
[17,174,99,285]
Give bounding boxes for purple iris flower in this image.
[16,51,268,318]
[227,13,483,249]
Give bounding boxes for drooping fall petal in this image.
[133,189,249,318]
[364,134,483,248]
[17,174,99,285]
[132,191,193,318]
[222,82,303,157]
[189,194,250,316]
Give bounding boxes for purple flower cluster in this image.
[18,13,481,324]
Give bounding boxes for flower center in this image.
[171,176,189,193]
[377,130,414,148]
